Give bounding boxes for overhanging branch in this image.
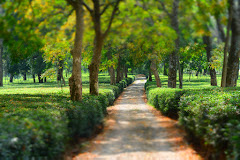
[103,0,121,38]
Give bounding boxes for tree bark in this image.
[203,36,217,86]
[38,74,43,83]
[124,65,128,78]
[57,60,64,83]
[150,60,161,87]
[106,50,116,85]
[23,72,27,81]
[226,1,240,87]
[61,75,65,85]
[167,0,179,88]
[0,40,3,87]
[86,0,120,95]
[108,66,116,85]
[168,52,177,88]
[32,74,35,83]
[177,55,182,89]
[215,15,226,42]
[10,74,13,83]
[149,69,152,81]
[89,38,103,95]
[69,1,84,101]
[221,0,233,87]
[116,55,122,83]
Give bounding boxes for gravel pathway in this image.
[73,77,201,160]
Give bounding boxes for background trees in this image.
[0,0,239,96]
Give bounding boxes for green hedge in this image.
[0,77,134,159]
[179,89,240,159]
[145,80,240,159]
[145,81,184,119]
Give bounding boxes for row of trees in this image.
[0,0,240,101]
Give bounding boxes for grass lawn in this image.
[148,73,240,89]
[0,72,117,112]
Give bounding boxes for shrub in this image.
[0,76,135,159]
[145,80,240,159]
[179,89,240,159]
[0,108,68,159]
[145,81,184,119]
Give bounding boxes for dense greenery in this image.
[145,75,240,159]
[0,74,134,159]
[0,0,239,159]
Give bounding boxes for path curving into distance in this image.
[73,76,202,160]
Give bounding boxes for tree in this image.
[226,0,240,87]
[158,0,181,88]
[30,52,47,83]
[192,0,219,86]
[221,0,233,87]
[65,0,85,101]
[82,0,121,95]
[0,39,3,86]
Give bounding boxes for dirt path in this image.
[73,77,202,160]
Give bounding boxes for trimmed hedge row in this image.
[145,80,240,159]
[0,77,134,159]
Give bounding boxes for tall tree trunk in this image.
[44,77,47,83]
[215,15,226,42]
[203,36,217,86]
[177,55,182,89]
[69,2,84,101]
[168,52,177,88]
[221,0,233,87]
[120,66,124,80]
[106,50,116,85]
[89,38,103,95]
[38,74,43,83]
[226,1,240,87]
[168,0,179,88]
[10,74,13,83]
[86,0,120,95]
[124,65,128,78]
[203,69,207,75]
[150,60,161,87]
[61,75,65,86]
[149,69,152,81]
[0,40,3,87]
[116,56,122,83]
[23,72,27,81]
[108,66,116,85]
[172,0,182,89]
[57,60,64,83]
[180,64,184,80]
[32,74,35,83]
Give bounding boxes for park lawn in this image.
[148,73,233,89]
[0,72,115,113]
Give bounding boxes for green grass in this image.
[0,72,123,117]
[148,73,240,89]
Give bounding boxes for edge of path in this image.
[70,76,203,160]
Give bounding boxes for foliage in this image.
[179,88,240,158]
[0,75,134,159]
[146,79,240,159]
